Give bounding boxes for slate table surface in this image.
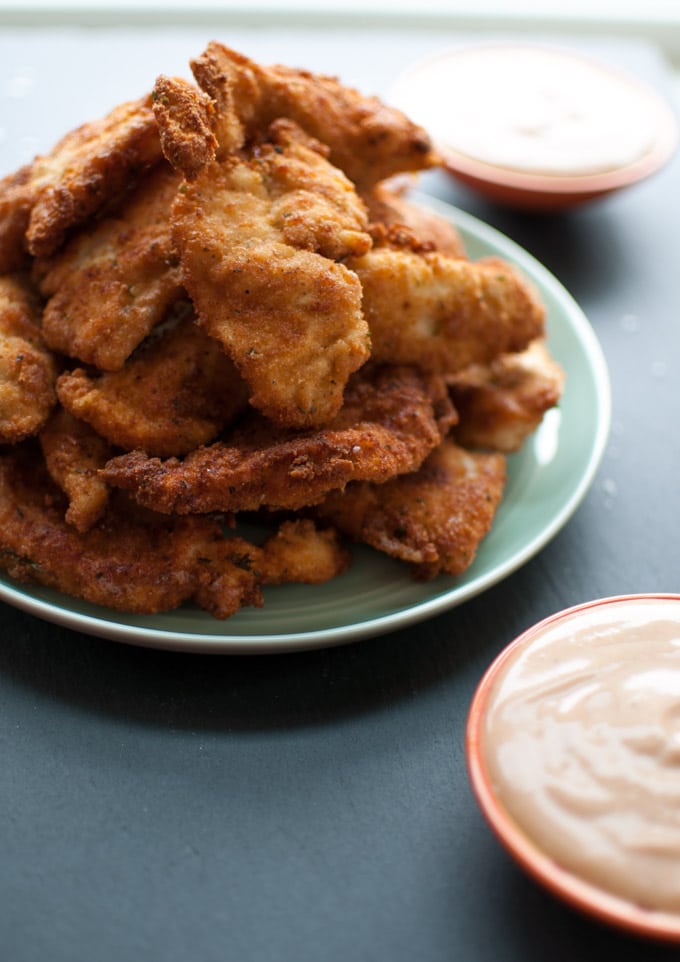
[1,21,679,962]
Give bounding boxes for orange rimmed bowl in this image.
[466,594,680,943]
[392,43,679,212]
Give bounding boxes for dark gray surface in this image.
[2,24,680,962]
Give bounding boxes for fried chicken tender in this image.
[254,518,351,585]
[187,41,437,189]
[0,166,34,273]
[0,95,161,264]
[36,165,183,371]
[56,308,249,457]
[0,273,57,443]
[39,407,113,532]
[363,182,467,258]
[450,339,565,453]
[317,438,506,580]
[350,249,545,374]
[102,364,455,515]
[0,447,349,617]
[171,121,371,428]
[151,75,218,181]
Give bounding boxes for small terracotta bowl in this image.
[392,44,679,212]
[466,594,680,943]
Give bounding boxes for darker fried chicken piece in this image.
[56,308,249,457]
[102,364,455,515]
[0,446,349,617]
[0,166,34,273]
[0,95,161,263]
[39,407,113,532]
[36,165,183,371]
[0,273,57,443]
[317,438,506,579]
[187,41,437,189]
[450,339,565,452]
[350,249,545,374]
[170,120,371,428]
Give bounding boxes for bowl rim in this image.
[466,592,680,943]
[393,40,680,198]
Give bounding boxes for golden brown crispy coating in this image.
[256,518,351,585]
[101,364,455,515]
[0,445,262,616]
[450,339,565,453]
[350,249,545,374]
[363,182,467,258]
[152,75,218,180]
[0,273,58,443]
[36,165,183,371]
[39,407,113,532]
[0,95,161,262]
[56,309,249,457]
[0,166,34,273]
[317,438,506,580]
[0,446,350,616]
[189,41,437,189]
[171,121,371,428]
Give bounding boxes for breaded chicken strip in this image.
[102,364,455,515]
[363,182,467,258]
[56,308,249,457]
[151,75,218,181]
[0,95,161,264]
[350,248,545,374]
[450,339,565,452]
[0,447,349,617]
[39,407,113,532]
[0,166,34,273]
[36,165,183,371]
[0,273,57,443]
[171,120,371,428]
[186,41,437,189]
[317,438,506,580]
[255,519,351,586]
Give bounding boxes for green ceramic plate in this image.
[0,197,611,653]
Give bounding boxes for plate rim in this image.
[0,197,612,653]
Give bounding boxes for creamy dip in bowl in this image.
[467,594,680,941]
[392,44,679,211]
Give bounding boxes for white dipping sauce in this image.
[483,597,680,913]
[397,46,658,176]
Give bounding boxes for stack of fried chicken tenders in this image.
[0,43,564,619]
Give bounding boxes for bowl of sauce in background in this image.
[466,594,680,942]
[391,44,679,212]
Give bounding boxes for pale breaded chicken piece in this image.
[102,364,455,515]
[39,407,113,532]
[317,438,506,580]
[0,273,57,443]
[170,121,371,428]
[188,41,437,189]
[0,447,349,617]
[349,248,545,375]
[450,339,565,453]
[56,309,249,457]
[363,182,467,258]
[0,95,161,264]
[36,165,183,371]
